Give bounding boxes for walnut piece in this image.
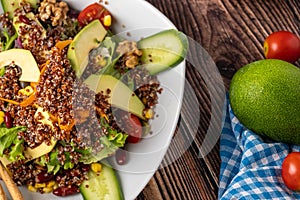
[38,0,69,26]
[116,41,143,69]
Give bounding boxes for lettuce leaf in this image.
[9,138,25,161]
[94,36,123,78]
[1,30,17,51]
[37,118,127,173]
[80,138,118,164]
[0,126,26,138]
[70,117,128,164]
[37,141,76,174]
[0,126,26,162]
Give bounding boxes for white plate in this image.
[0,0,185,199]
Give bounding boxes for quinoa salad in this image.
[0,0,164,197]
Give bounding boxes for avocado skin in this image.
[229,59,300,144]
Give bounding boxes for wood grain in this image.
[137,0,300,200]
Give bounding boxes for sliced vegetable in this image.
[84,75,145,120]
[138,29,188,75]
[67,20,107,77]
[1,0,39,19]
[80,163,124,200]
[78,3,112,29]
[0,49,40,82]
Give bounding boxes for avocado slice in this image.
[84,74,145,120]
[1,0,39,19]
[68,20,107,78]
[0,48,40,82]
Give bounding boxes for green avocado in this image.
[68,20,107,78]
[1,0,39,19]
[0,48,40,82]
[84,74,145,120]
[229,59,300,144]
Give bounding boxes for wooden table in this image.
[137,0,300,199]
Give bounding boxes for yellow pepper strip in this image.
[0,97,20,105]
[39,60,50,75]
[20,93,36,107]
[58,117,75,131]
[49,113,58,122]
[101,113,109,122]
[30,82,38,89]
[55,40,72,52]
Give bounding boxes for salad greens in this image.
[0,125,26,162]
[0,0,187,199]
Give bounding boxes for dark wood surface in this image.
[136,0,300,199]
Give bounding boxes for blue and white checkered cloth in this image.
[218,96,300,200]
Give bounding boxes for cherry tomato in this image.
[264,31,300,63]
[282,152,300,191]
[125,114,142,143]
[114,110,143,143]
[77,3,112,29]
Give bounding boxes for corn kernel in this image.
[19,86,34,96]
[0,111,4,124]
[42,187,53,193]
[35,183,46,188]
[28,185,37,192]
[145,108,154,119]
[91,163,102,173]
[46,180,56,188]
[103,15,111,27]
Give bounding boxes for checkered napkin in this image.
[218,96,300,200]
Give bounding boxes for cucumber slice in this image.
[80,163,124,200]
[138,29,188,75]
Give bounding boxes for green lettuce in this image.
[0,67,5,77]
[1,30,17,51]
[38,119,128,173]
[37,141,77,174]
[79,119,128,164]
[80,135,127,164]
[9,138,25,161]
[94,36,123,78]
[0,126,26,162]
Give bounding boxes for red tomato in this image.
[114,110,143,143]
[264,31,300,63]
[282,152,300,191]
[77,3,112,29]
[125,114,143,143]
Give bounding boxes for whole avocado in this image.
[229,59,300,144]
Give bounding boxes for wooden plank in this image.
[137,0,300,199]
